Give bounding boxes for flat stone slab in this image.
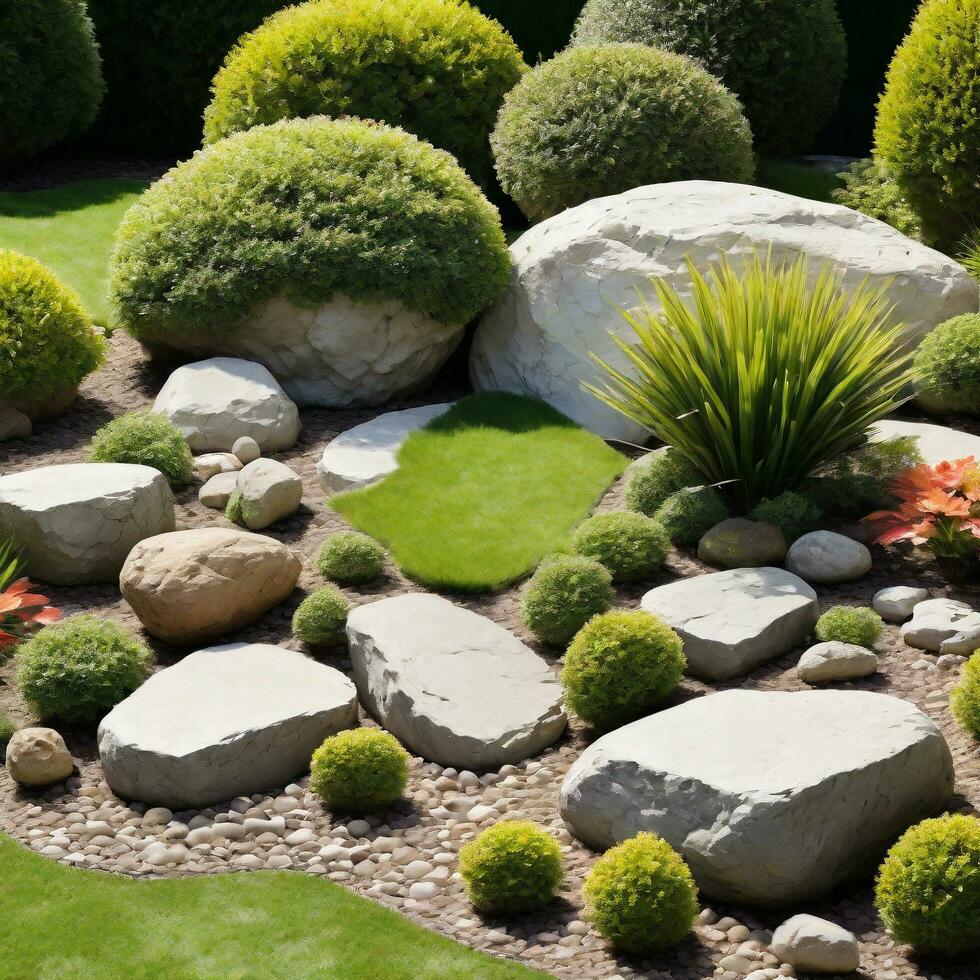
[346,594,566,771]
[640,567,818,679]
[901,598,980,655]
[0,463,174,585]
[98,643,358,808]
[869,419,980,466]
[559,689,953,905]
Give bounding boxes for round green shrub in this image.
[292,587,350,646]
[0,0,104,159]
[0,251,104,409]
[204,0,526,188]
[309,728,409,813]
[875,813,980,954]
[875,0,980,248]
[913,315,980,416]
[316,532,386,585]
[952,652,980,740]
[562,610,685,730]
[814,606,884,649]
[521,554,614,645]
[749,491,824,544]
[571,0,846,157]
[491,44,754,222]
[224,490,244,526]
[458,821,563,914]
[572,512,670,582]
[110,117,510,344]
[653,487,729,548]
[15,615,152,723]
[88,411,193,489]
[583,833,698,954]
[625,450,701,518]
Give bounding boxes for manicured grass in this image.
[332,393,626,592]
[0,834,542,980]
[0,178,147,324]
[755,159,843,204]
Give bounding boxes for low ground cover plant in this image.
[571,512,669,582]
[89,412,194,489]
[316,533,386,586]
[952,653,980,740]
[654,487,729,547]
[521,554,614,645]
[292,587,350,646]
[913,315,980,416]
[309,729,409,814]
[815,606,884,648]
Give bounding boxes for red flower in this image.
[0,576,62,648]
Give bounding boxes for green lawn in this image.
[754,159,844,204]
[0,178,147,324]
[332,393,626,592]
[0,834,542,980]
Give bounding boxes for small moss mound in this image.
[625,450,701,517]
[521,555,613,645]
[572,512,670,582]
[654,487,729,548]
[749,491,824,543]
[583,833,699,954]
[875,813,980,954]
[814,606,884,648]
[952,653,980,740]
[309,728,409,814]
[88,411,193,489]
[0,710,15,755]
[292,587,350,646]
[913,315,980,416]
[459,821,563,914]
[317,532,386,585]
[224,491,244,526]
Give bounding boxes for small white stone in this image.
[142,807,173,826]
[770,914,860,974]
[232,436,261,465]
[408,881,440,901]
[872,586,929,623]
[403,860,434,880]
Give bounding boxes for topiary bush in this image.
[15,615,152,723]
[458,821,563,914]
[583,833,699,954]
[292,587,350,646]
[0,0,104,159]
[572,512,670,582]
[491,44,754,222]
[625,450,700,518]
[833,158,923,241]
[749,492,824,544]
[654,487,729,548]
[952,653,980,740]
[316,532,386,586]
[562,610,685,730]
[571,0,845,157]
[88,411,193,489]
[875,813,980,954]
[204,0,526,188]
[521,554,613,645]
[309,728,409,813]
[815,606,884,648]
[0,251,104,413]
[913,315,980,417]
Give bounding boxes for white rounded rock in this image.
[198,471,239,510]
[235,458,302,530]
[770,915,860,974]
[5,728,73,786]
[901,598,980,655]
[797,642,878,684]
[873,586,929,623]
[786,531,872,584]
[232,436,261,464]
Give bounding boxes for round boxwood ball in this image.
[316,532,386,585]
[913,315,980,416]
[491,44,754,222]
[292,587,350,646]
[459,821,563,914]
[309,728,409,813]
[814,606,884,649]
[521,554,613,645]
[875,813,980,954]
[625,449,701,517]
[572,512,670,581]
[562,610,685,730]
[653,487,729,548]
[89,411,193,489]
[952,652,980,740]
[583,833,699,954]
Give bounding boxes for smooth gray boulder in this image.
[640,567,818,679]
[873,586,929,623]
[98,643,357,808]
[559,689,954,905]
[786,530,872,584]
[770,915,860,974]
[797,642,878,684]
[697,518,787,569]
[235,458,302,530]
[901,598,980,655]
[346,594,566,770]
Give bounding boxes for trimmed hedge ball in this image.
[317,532,386,585]
[292,587,350,646]
[562,610,685,730]
[583,833,699,954]
[521,554,613,645]
[875,813,980,954]
[653,487,729,548]
[749,491,824,544]
[491,44,754,222]
[572,512,670,581]
[459,821,563,914]
[814,606,884,649]
[309,728,409,813]
[952,652,980,740]
[204,0,526,187]
[15,616,152,723]
[625,450,701,517]
[89,411,193,489]
[913,315,980,416]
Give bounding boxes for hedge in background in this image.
[472,0,584,63]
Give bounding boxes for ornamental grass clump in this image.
[521,555,613,645]
[316,532,386,585]
[572,512,670,582]
[952,653,980,740]
[309,728,409,813]
[292,587,350,646]
[815,606,884,649]
[89,412,194,489]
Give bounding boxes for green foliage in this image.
[572,512,669,582]
[224,491,244,526]
[292,587,350,646]
[0,537,24,594]
[754,159,842,204]
[491,44,754,222]
[15,615,152,723]
[654,488,729,548]
[88,412,193,489]
[583,833,698,954]
[913,315,980,416]
[589,254,915,511]
[316,532,386,586]
[0,0,104,159]
[521,555,613,645]
[749,492,823,544]
[458,821,563,914]
[0,710,14,755]
[110,117,509,342]
[625,450,700,517]
[815,606,884,648]
[875,814,980,954]
[833,159,923,241]
[562,610,685,730]
[309,728,409,814]
[0,250,104,407]
[571,0,846,157]
[952,653,980,740]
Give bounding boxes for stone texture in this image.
[0,463,175,585]
[5,728,73,786]
[470,181,977,441]
[640,567,818,680]
[192,453,242,481]
[98,643,357,808]
[770,915,860,974]
[786,530,872,584]
[119,528,301,645]
[873,586,929,623]
[869,419,980,466]
[697,518,787,569]
[198,472,239,510]
[559,689,954,905]
[901,598,980,655]
[0,407,31,441]
[232,436,261,464]
[235,459,302,530]
[153,357,300,453]
[346,594,566,770]
[797,642,879,684]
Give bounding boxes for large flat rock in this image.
[346,594,566,771]
[901,598,980,655]
[559,690,953,905]
[98,643,358,808]
[869,419,980,466]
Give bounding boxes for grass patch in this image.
[332,393,626,592]
[755,159,843,203]
[0,178,147,324]
[0,833,542,979]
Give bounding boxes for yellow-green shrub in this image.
[952,653,980,740]
[572,512,669,582]
[309,728,409,813]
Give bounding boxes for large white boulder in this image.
[559,689,953,905]
[0,463,174,585]
[471,182,976,441]
[346,594,567,770]
[869,419,980,466]
[98,643,358,808]
[901,598,980,656]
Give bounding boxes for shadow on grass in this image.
[0,178,149,218]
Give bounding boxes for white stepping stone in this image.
[901,597,980,656]
[869,419,980,466]
[873,585,929,623]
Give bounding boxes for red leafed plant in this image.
[0,540,62,650]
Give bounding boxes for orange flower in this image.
[916,487,972,518]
